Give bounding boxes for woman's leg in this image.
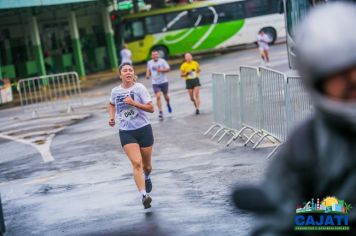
[259,49,265,62]
[264,50,270,62]
[123,143,145,191]
[188,89,196,108]
[193,86,200,109]
[141,146,152,177]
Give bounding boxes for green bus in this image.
[118,0,285,63]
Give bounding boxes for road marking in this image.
[0,130,63,163]
[181,150,217,158]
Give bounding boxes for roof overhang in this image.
[0,0,100,10]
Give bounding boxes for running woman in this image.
[257,30,271,65]
[180,53,201,115]
[146,51,172,120]
[108,63,155,209]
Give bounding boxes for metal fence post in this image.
[18,72,83,116]
[285,76,292,134]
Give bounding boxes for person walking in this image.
[257,30,271,65]
[120,44,132,65]
[180,53,201,115]
[233,3,356,235]
[108,63,155,209]
[146,51,172,120]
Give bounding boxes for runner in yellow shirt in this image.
[180,53,202,115]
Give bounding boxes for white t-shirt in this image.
[147,58,170,85]
[257,34,270,50]
[120,48,132,64]
[110,83,152,131]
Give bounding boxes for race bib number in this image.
[115,92,138,121]
[188,71,196,79]
[120,108,138,121]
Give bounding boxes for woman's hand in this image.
[123,96,136,106]
[108,118,115,127]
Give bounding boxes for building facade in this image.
[0,0,119,81]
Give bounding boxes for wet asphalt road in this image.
[0,44,290,236]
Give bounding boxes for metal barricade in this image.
[225,74,241,130]
[204,73,225,136]
[216,74,241,143]
[206,67,314,158]
[18,72,82,115]
[240,66,260,129]
[259,67,287,143]
[238,66,262,146]
[286,76,314,133]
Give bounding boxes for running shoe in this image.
[142,194,152,209]
[196,109,200,115]
[159,111,163,120]
[145,178,152,193]
[167,104,172,113]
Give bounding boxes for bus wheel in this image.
[262,27,277,45]
[151,46,168,59]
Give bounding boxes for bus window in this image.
[124,20,145,42]
[191,7,216,26]
[145,15,166,34]
[245,0,271,17]
[279,0,284,14]
[164,11,192,31]
[215,2,245,22]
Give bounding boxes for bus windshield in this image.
[285,0,310,38]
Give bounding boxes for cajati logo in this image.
[294,197,352,231]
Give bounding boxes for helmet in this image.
[295,2,356,131]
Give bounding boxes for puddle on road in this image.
[34,139,46,145]
[35,184,76,195]
[232,164,252,167]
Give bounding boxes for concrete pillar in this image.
[102,6,118,72]
[69,11,86,79]
[29,16,46,76]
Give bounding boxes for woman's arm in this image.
[108,103,116,126]
[181,69,190,77]
[180,70,186,77]
[123,97,154,113]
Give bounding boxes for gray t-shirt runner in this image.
[110,83,152,131]
[147,58,170,85]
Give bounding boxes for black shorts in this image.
[152,82,169,94]
[119,124,154,148]
[185,78,201,90]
